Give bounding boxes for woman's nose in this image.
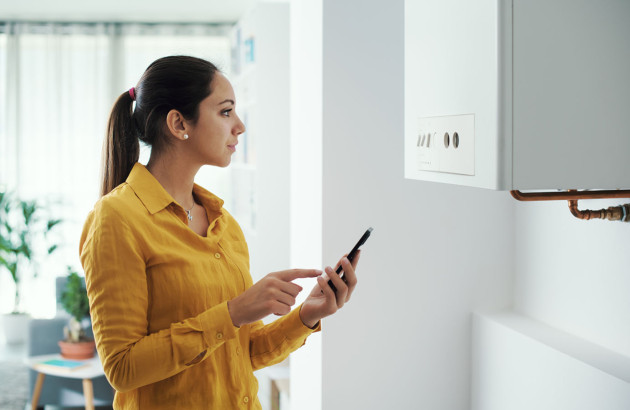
[235,115,246,135]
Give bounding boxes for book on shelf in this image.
[35,358,89,373]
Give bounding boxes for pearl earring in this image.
[183,134,189,140]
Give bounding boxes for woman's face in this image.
[186,73,245,167]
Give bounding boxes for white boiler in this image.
[404,0,630,190]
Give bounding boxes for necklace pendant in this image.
[186,210,193,221]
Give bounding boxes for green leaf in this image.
[0,192,64,308]
[0,255,10,271]
[18,233,31,259]
[61,267,90,321]
[0,236,10,252]
[47,219,62,232]
[21,201,37,226]
[7,260,18,283]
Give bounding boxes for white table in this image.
[25,353,105,410]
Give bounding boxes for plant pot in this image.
[58,339,96,360]
[1,313,31,345]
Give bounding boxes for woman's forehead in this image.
[209,73,235,102]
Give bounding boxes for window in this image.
[0,22,232,316]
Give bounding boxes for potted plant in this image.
[0,191,61,344]
[59,266,95,359]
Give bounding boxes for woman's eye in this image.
[221,109,232,117]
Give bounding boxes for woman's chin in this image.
[218,157,232,168]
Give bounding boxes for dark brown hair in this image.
[101,56,219,197]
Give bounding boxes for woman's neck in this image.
[146,154,200,209]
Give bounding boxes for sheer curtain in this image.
[0,22,231,316]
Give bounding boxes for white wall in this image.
[471,198,630,410]
[288,1,323,409]
[321,1,514,409]
[469,199,630,410]
[514,198,630,356]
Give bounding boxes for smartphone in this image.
[327,227,373,293]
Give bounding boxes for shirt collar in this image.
[192,183,224,212]
[126,163,224,215]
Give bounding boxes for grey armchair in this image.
[27,276,114,409]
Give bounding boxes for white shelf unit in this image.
[230,3,290,284]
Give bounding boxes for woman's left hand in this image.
[299,251,360,328]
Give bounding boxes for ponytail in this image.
[101,91,139,197]
[100,56,219,197]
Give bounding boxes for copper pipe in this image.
[510,189,630,201]
[568,200,630,222]
[511,190,630,222]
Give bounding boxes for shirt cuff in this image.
[198,300,240,347]
[281,304,321,341]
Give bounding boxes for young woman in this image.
[79,56,359,409]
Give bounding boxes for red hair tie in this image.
[128,87,136,101]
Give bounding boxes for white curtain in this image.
[0,22,232,316]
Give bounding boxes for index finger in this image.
[274,269,323,282]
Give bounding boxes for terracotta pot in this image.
[58,340,96,360]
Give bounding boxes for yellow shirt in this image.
[79,163,319,409]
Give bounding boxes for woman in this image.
[79,56,359,409]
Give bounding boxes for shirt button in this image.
[216,332,223,340]
[214,252,221,259]
[236,347,240,355]
[243,396,249,403]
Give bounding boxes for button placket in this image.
[217,242,248,293]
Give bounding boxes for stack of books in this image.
[35,358,89,373]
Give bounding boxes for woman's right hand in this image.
[227,269,322,327]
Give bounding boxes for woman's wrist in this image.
[227,300,242,328]
[299,305,320,329]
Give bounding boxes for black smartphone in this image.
[327,227,373,293]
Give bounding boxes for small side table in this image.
[25,353,105,410]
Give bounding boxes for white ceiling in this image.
[0,0,259,23]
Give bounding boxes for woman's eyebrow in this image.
[218,99,235,106]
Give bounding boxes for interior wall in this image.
[514,198,630,357]
[288,0,323,409]
[320,1,514,408]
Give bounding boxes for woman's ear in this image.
[165,109,189,141]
